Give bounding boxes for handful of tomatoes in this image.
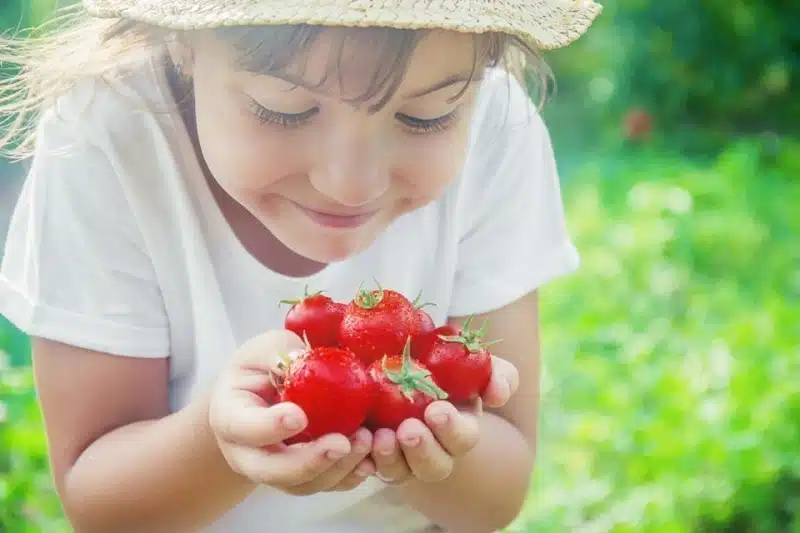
[268,284,499,444]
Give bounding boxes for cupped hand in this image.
[479,354,520,409]
[209,330,376,496]
[370,355,519,485]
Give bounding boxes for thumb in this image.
[481,356,519,409]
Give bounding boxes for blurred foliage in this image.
[1,0,799,532]
[0,0,57,31]
[0,353,69,533]
[512,135,800,533]
[538,0,799,157]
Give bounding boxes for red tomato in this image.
[273,346,375,445]
[339,286,420,366]
[367,338,448,431]
[412,316,497,404]
[281,288,345,348]
[414,308,436,336]
[411,291,437,336]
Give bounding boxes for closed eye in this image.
[247,98,318,128]
[247,96,461,135]
[396,109,461,135]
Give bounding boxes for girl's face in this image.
[189,30,484,264]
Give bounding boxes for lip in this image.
[292,202,378,229]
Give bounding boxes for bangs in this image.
[213,24,507,112]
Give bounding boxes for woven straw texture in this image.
[82,0,602,50]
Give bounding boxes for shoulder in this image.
[456,68,554,195]
[445,69,555,224]
[469,68,549,152]
[30,47,184,208]
[438,70,578,317]
[38,47,178,157]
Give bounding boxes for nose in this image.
[309,122,391,207]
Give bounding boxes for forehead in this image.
[201,26,484,105]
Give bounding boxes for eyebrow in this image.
[401,73,484,99]
[255,70,483,100]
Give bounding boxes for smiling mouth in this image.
[291,201,378,229]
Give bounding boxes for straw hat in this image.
[82,0,602,50]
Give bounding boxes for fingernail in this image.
[431,413,449,427]
[379,446,394,456]
[402,436,421,448]
[282,416,302,430]
[350,434,368,454]
[353,442,369,454]
[326,450,346,460]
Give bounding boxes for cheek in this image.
[191,79,299,193]
[396,126,471,199]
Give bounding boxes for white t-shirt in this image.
[0,49,579,533]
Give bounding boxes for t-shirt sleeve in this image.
[0,97,170,357]
[448,73,580,317]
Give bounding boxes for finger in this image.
[481,356,520,409]
[297,428,374,492]
[234,329,306,372]
[425,401,481,457]
[211,398,309,448]
[223,331,306,408]
[371,428,412,484]
[231,433,353,489]
[229,370,273,397]
[396,418,453,483]
[330,460,374,492]
[467,396,484,416]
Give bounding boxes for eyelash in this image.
[248,100,318,129]
[247,99,460,135]
[396,110,460,135]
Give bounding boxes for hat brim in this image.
[82,0,602,50]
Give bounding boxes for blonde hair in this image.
[0,3,552,160]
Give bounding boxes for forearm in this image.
[393,412,535,533]
[62,391,256,533]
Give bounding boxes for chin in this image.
[294,235,372,263]
[268,219,378,263]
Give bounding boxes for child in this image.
[0,0,600,532]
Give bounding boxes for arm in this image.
[391,290,541,533]
[33,338,257,533]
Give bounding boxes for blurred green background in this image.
[1,1,798,532]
